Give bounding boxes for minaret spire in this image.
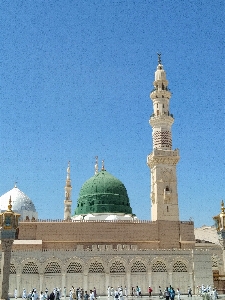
[147,55,180,221]
[157,52,162,64]
[64,161,72,220]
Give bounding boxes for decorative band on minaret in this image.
[64,161,72,220]
[147,55,180,222]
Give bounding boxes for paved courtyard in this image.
[10,296,225,300]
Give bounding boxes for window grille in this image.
[88,261,104,273]
[131,261,146,273]
[172,261,187,272]
[22,262,38,274]
[110,261,125,273]
[212,255,218,268]
[10,264,16,274]
[67,262,83,273]
[44,262,61,274]
[152,261,167,272]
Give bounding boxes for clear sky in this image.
[0,0,224,228]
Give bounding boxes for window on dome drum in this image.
[88,261,104,273]
[152,261,167,272]
[67,262,83,273]
[10,264,16,274]
[166,186,169,191]
[172,261,187,272]
[22,262,39,274]
[131,261,147,273]
[110,261,126,273]
[44,262,61,274]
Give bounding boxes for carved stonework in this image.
[1,239,13,252]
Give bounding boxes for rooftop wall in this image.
[16,219,195,250]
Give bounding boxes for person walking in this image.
[148,287,152,297]
[177,288,180,300]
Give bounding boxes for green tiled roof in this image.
[74,170,132,215]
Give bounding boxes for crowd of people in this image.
[13,284,220,299]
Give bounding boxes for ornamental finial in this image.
[67,161,70,179]
[8,196,12,211]
[101,160,105,171]
[221,200,225,213]
[95,156,99,175]
[157,52,162,64]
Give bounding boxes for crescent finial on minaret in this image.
[95,156,99,175]
[157,52,162,64]
[67,161,70,179]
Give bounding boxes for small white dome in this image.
[0,186,38,220]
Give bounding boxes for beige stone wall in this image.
[15,220,195,250]
[5,248,212,297]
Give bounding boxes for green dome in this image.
[74,170,133,215]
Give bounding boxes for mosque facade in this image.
[1,57,223,296]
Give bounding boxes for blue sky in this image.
[0,0,224,228]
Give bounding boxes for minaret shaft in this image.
[64,162,72,221]
[147,58,180,221]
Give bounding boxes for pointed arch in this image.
[87,257,105,273]
[151,258,167,272]
[43,258,62,274]
[65,257,85,273]
[169,256,191,273]
[129,257,147,273]
[109,257,127,273]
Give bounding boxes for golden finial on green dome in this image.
[95,156,98,175]
[101,159,105,171]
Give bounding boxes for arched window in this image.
[88,261,104,273]
[152,261,167,272]
[44,262,61,274]
[67,262,83,273]
[10,264,16,274]
[131,261,146,273]
[173,261,187,272]
[22,262,38,274]
[110,261,125,273]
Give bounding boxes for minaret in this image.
[64,161,72,220]
[147,54,180,221]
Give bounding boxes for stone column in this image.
[126,272,131,297]
[0,239,14,300]
[62,274,66,295]
[148,271,152,287]
[189,272,193,291]
[168,272,173,286]
[39,274,44,293]
[16,274,21,297]
[105,273,109,293]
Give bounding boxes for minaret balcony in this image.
[147,149,180,167]
[150,114,174,127]
[150,89,171,100]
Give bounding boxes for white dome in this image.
[0,186,38,220]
